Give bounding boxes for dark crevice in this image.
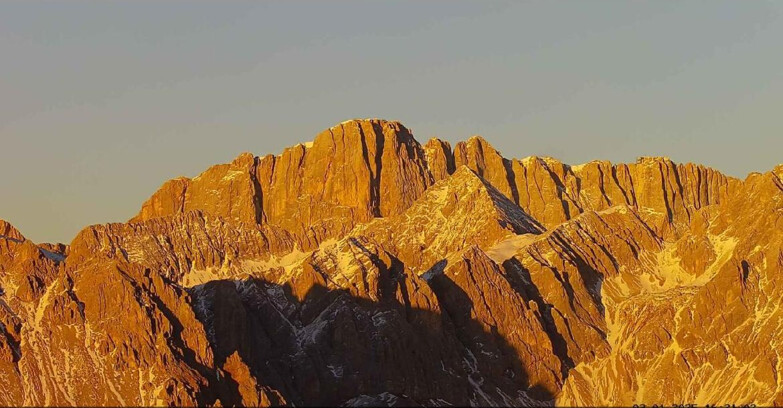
[502,257,575,379]
[503,158,521,206]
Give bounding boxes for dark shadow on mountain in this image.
[134,269,220,388]
[741,260,750,284]
[503,158,521,206]
[547,232,606,322]
[502,257,575,379]
[0,299,21,363]
[425,269,554,402]
[188,265,557,407]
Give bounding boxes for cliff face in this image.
[133,120,434,250]
[134,120,737,246]
[2,118,781,406]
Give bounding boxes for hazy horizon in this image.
[3,1,783,243]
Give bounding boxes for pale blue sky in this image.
[2,1,783,243]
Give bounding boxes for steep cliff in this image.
[2,119,780,407]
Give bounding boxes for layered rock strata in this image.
[1,118,778,407]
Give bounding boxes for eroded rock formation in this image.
[2,118,781,406]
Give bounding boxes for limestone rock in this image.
[423,138,455,181]
[357,165,542,271]
[5,119,783,406]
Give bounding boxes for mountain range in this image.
[1,118,782,406]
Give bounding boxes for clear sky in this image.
[2,1,783,243]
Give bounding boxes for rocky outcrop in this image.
[4,119,783,406]
[426,246,563,397]
[423,138,455,181]
[0,219,60,303]
[70,211,298,286]
[134,120,737,250]
[132,153,262,225]
[132,177,190,223]
[134,119,435,250]
[356,166,542,271]
[449,140,738,236]
[1,217,292,406]
[254,119,436,249]
[557,170,783,406]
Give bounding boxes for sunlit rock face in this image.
[2,119,782,406]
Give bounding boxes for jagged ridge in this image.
[2,118,783,407]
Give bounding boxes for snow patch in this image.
[221,170,244,181]
[327,364,344,378]
[421,260,447,281]
[181,268,220,288]
[39,248,65,262]
[485,233,537,263]
[519,156,540,167]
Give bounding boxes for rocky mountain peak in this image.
[356,165,541,271]
[772,163,783,180]
[9,119,781,406]
[132,118,744,246]
[0,219,24,242]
